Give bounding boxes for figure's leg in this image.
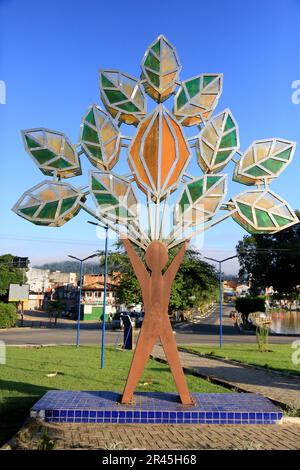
[121,316,158,404]
[160,317,194,405]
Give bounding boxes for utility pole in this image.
[68,253,99,349]
[204,255,237,349]
[87,221,109,368]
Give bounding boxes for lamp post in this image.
[87,220,109,369]
[68,253,99,349]
[204,255,237,349]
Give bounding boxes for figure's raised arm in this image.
[164,240,189,285]
[122,238,149,285]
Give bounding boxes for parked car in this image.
[134,312,144,328]
[112,311,145,329]
[111,311,128,330]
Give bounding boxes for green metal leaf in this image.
[89,171,138,224]
[12,180,85,227]
[195,109,239,173]
[99,70,146,125]
[22,129,81,179]
[80,104,121,171]
[173,74,223,127]
[141,35,181,103]
[174,174,227,227]
[231,189,298,233]
[233,139,296,186]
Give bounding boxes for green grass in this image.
[180,344,300,376]
[0,345,230,446]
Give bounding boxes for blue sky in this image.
[1,0,300,274]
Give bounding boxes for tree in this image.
[169,247,218,312]
[0,254,25,297]
[0,302,17,328]
[235,296,265,328]
[236,212,300,298]
[101,244,218,312]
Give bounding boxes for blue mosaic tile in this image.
[31,391,283,425]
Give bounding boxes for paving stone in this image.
[3,420,300,450]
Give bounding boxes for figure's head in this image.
[145,241,168,272]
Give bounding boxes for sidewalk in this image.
[151,345,300,411]
[2,418,300,450]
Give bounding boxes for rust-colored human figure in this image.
[121,238,194,405]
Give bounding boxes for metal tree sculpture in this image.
[13,35,298,405]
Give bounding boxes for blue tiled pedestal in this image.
[30,391,283,425]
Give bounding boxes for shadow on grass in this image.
[0,379,51,447]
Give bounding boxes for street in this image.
[0,304,298,346]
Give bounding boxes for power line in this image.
[238,248,300,253]
[0,234,103,246]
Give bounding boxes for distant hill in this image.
[35,261,238,278]
[34,261,103,275]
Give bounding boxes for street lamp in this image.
[68,252,99,349]
[204,255,237,349]
[87,220,109,369]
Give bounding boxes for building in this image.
[24,267,78,311]
[222,280,251,301]
[26,268,77,292]
[81,274,118,320]
[223,280,236,301]
[26,267,50,293]
[24,268,121,317]
[223,280,238,291]
[49,271,77,288]
[24,267,50,310]
[236,284,250,297]
[49,284,79,317]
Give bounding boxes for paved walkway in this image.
[2,419,300,450]
[152,345,300,410]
